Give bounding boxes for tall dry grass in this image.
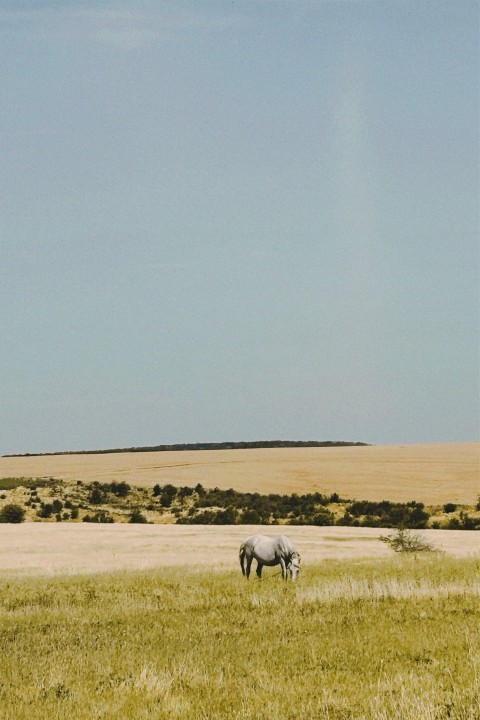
[1,556,479,719]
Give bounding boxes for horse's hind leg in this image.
[245,555,253,579]
[256,562,263,579]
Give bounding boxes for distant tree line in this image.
[3,440,370,457]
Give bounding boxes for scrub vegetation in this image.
[0,556,478,720]
[1,477,479,529]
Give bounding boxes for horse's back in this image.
[243,533,267,549]
[244,533,294,553]
[276,534,295,554]
[246,533,290,564]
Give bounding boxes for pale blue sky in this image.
[1,1,478,453]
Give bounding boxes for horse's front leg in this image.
[279,557,287,579]
[256,562,263,579]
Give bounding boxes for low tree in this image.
[89,486,105,504]
[159,484,177,508]
[52,499,63,513]
[128,509,147,524]
[109,481,130,498]
[37,503,54,518]
[241,508,263,524]
[311,510,335,526]
[443,503,457,513]
[0,504,26,523]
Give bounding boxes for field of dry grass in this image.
[2,554,479,720]
[0,523,479,577]
[1,442,478,504]
[2,442,478,720]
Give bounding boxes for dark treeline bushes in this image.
[183,486,346,525]
[5,440,369,457]
[165,485,436,528]
[88,481,131,504]
[341,500,430,529]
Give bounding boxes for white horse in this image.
[239,534,301,580]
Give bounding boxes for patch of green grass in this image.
[0,556,479,719]
[0,478,54,491]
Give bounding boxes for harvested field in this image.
[1,442,478,504]
[0,524,478,577]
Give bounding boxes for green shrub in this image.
[160,484,177,507]
[88,486,105,504]
[241,508,263,523]
[312,510,335,526]
[0,503,26,523]
[108,481,130,498]
[82,511,114,523]
[443,503,457,513]
[128,509,147,524]
[37,503,54,518]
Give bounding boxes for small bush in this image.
[443,503,457,513]
[83,511,114,523]
[128,509,147,524]
[160,484,177,507]
[109,481,130,498]
[88,486,106,504]
[379,528,436,553]
[0,504,26,523]
[241,508,263,523]
[312,510,335,526]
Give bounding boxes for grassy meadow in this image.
[1,442,478,719]
[1,555,479,720]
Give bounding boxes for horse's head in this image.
[289,551,301,580]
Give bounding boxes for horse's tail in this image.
[239,543,246,576]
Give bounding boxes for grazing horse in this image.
[239,534,301,580]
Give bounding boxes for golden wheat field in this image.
[1,442,478,504]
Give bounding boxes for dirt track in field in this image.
[1,442,478,504]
